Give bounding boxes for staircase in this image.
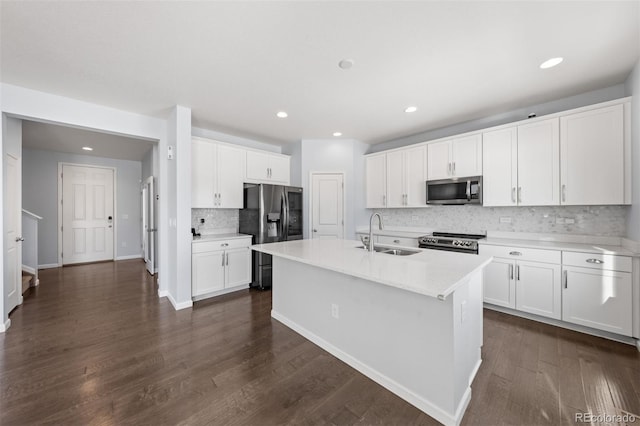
[22,271,35,294]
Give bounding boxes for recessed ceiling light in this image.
[540,57,563,69]
[82,146,93,151]
[333,132,342,137]
[276,111,288,118]
[338,59,354,70]
[404,106,418,113]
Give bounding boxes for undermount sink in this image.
[356,245,420,256]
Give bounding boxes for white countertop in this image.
[252,239,492,300]
[480,236,637,256]
[192,233,252,243]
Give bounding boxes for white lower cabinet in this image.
[480,245,561,320]
[515,261,561,320]
[192,237,252,299]
[482,258,516,308]
[562,251,633,336]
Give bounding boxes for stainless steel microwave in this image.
[426,176,482,205]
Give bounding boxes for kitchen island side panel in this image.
[270,256,483,426]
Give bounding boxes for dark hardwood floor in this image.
[1,260,638,425]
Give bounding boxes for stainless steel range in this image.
[418,232,486,254]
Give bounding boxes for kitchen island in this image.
[252,239,492,426]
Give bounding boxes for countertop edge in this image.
[479,238,638,257]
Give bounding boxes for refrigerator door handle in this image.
[282,190,289,240]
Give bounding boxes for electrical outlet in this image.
[556,217,565,224]
[331,303,339,319]
[200,218,205,224]
[565,218,575,224]
[499,216,512,224]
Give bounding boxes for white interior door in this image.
[62,164,114,264]
[5,153,22,313]
[143,176,155,274]
[311,173,344,239]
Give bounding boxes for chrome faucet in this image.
[365,213,384,252]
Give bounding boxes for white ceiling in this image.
[22,120,154,161]
[2,1,639,145]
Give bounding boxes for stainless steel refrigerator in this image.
[239,183,303,289]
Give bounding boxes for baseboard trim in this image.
[22,265,36,275]
[484,303,638,346]
[38,263,60,270]
[158,289,169,298]
[115,254,143,261]
[166,292,193,310]
[271,310,461,426]
[192,283,249,301]
[0,318,10,332]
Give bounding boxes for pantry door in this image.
[310,173,344,239]
[61,164,115,265]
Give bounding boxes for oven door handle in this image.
[466,180,471,201]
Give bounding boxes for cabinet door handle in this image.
[383,195,386,206]
[561,184,566,202]
[218,193,222,205]
[509,264,513,280]
[448,162,451,175]
[517,187,522,203]
[226,253,229,266]
[509,251,522,256]
[586,258,604,264]
[221,254,225,266]
[452,162,456,175]
[516,265,520,281]
[511,187,516,203]
[563,270,568,288]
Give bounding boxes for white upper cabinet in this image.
[427,135,481,180]
[516,118,560,206]
[245,150,290,185]
[192,138,245,209]
[366,153,387,208]
[427,140,451,180]
[386,151,405,207]
[404,145,427,206]
[192,138,217,208]
[482,127,518,206]
[451,135,483,178]
[367,145,426,208]
[560,104,625,205]
[385,145,427,207]
[484,118,559,207]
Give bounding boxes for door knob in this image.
[15,237,24,242]
[313,229,318,232]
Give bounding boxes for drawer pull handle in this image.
[221,243,229,247]
[586,258,604,264]
[509,251,522,256]
[509,264,513,280]
[393,239,400,244]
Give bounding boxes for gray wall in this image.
[369,84,627,154]
[282,140,302,187]
[625,59,640,240]
[299,139,368,240]
[22,148,143,266]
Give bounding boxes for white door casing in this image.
[311,173,344,239]
[60,164,115,265]
[143,176,155,274]
[5,153,22,314]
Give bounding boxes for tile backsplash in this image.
[191,209,239,234]
[371,205,628,237]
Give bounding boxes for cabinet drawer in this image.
[377,235,419,248]
[479,244,560,264]
[193,237,252,254]
[562,251,632,272]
